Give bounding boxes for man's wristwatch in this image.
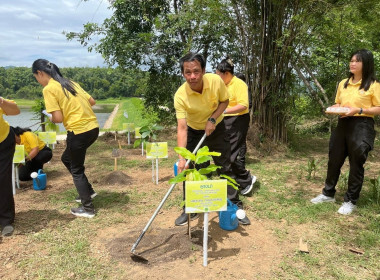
[207,117,216,124]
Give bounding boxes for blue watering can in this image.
[31,169,47,191]
[219,199,246,231]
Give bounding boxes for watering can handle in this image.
[38,169,44,175]
[227,199,233,207]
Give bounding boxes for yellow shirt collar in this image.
[348,77,362,86]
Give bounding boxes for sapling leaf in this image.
[174,147,195,161]
[152,124,164,130]
[227,181,239,190]
[169,173,186,184]
[220,174,239,190]
[195,155,212,164]
[141,131,151,139]
[196,146,209,154]
[199,164,221,174]
[192,170,203,181]
[133,139,141,148]
[169,169,194,184]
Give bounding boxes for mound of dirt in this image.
[108,226,203,266]
[100,170,133,186]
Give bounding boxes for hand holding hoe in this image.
[130,133,207,263]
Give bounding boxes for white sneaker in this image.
[310,194,336,204]
[241,175,257,196]
[337,201,356,215]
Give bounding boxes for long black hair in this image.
[13,127,31,136]
[32,59,77,97]
[216,58,234,75]
[344,49,378,91]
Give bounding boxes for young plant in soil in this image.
[133,123,163,148]
[169,145,238,190]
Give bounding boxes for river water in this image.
[3,104,114,132]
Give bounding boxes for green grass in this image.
[8,105,380,279]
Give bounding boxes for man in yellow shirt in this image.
[216,59,256,196]
[174,53,250,226]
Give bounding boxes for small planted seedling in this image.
[169,145,239,190]
[133,124,164,149]
[170,145,238,266]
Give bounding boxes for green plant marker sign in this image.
[185,179,227,213]
[123,123,135,132]
[38,132,57,144]
[135,127,141,138]
[13,145,25,163]
[146,142,168,159]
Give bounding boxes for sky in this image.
[0,0,113,68]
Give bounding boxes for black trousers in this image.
[0,128,15,227]
[183,121,242,207]
[18,146,53,181]
[323,117,375,204]
[224,114,252,189]
[61,128,99,210]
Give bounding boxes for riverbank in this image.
[103,104,119,129]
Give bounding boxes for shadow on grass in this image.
[16,209,75,235]
[93,190,130,210]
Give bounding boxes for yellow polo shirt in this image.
[19,131,46,154]
[0,99,15,143]
[335,78,380,118]
[225,76,249,116]
[174,73,229,130]
[43,78,99,134]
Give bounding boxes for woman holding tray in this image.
[13,127,52,181]
[32,59,99,218]
[0,97,20,236]
[311,49,380,215]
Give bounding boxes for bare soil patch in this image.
[1,135,307,279]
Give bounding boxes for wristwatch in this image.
[207,117,216,124]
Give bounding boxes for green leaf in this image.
[141,131,151,139]
[133,139,141,148]
[192,170,203,181]
[199,164,221,175]
[195,155,212,164]
[169,172,186,184]
[220,174,239,188]
[227,181,239,190]
[152,124,164,130]
[174,147,195,161]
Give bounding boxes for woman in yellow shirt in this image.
[13,127,52,181]
[0,97,20,236]
[311,49,380,215]
[32,59,99,219]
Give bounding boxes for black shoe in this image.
[175,212,199,226]
[71,206,95,218]
[75,192,97,203]
[1,225,14,236]
[241,175,257,196]
[238,215,251,225]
